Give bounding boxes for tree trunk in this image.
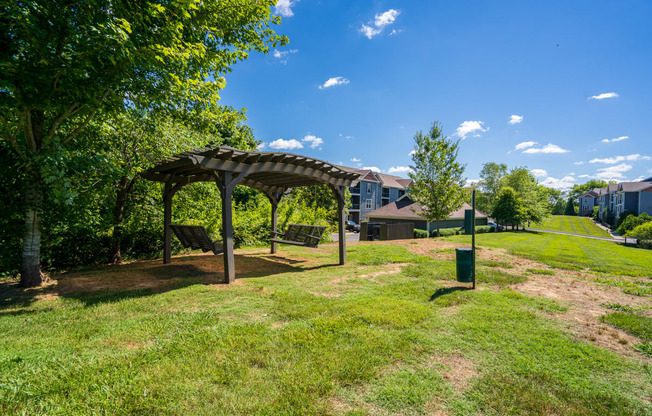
[108,176,132,264]
[20,171,43,287]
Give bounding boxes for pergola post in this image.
[265,192,283,254]
[163,181,187,264]
[215,172,242,283]
[163,183,173,264]
[331,185,347,265]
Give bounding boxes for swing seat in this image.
[170,225,223,255]
[271,224,326,248]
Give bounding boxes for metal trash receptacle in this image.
[455,248,473,283]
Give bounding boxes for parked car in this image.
[345,220,360,232]
[488,221,503,231]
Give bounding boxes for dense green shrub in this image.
[617,213,651,235]
[630,222,652,241]
[592,206,600,220]
[475,225,494,234]
[414,229,429,238]
[616,210,639,228]
[432,228,459,237]
[638,240,652,250]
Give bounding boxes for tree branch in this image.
[60,90,111,147]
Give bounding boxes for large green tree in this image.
[502,167,550,226]
[408,122,466,237]
[491,186,524,229]
[476,162,508,214]
[569,179,610,201]
[0,0,286,286]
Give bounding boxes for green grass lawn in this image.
[445,231,652,279]
[1,242,651,415]
[534,215,611,238]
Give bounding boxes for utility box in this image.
[455,248,473,283]
[464,209,474,235]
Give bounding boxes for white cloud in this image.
[409,150,416,156]
[578,174,591,178]
[359,9,400,39]
[302,134,323,149]
[350,157,361,163]
[272,48,298,63]
[268,138,303,150]
[389,29,404,36]
[258,142,266,150]
[319,76,350,89]
[522,143,570,154]
[589,92,619,100]
[362,166,381,172]
[574,161,585,165]
[540,175,577,190]
[595,163,632,181]
[466,179,481,187]
[589,154,651,164]
[601,136,629,143]
[274,0,298,17]
[514,141,538,151]
[455,120,488,140]
[530,169,547,178]
[387,166,413,174]
[509,115,523,125]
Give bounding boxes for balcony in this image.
[350,185,361,194]
[381,188,390,198]
[350,203,360,210]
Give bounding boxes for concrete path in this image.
[331,232,360,243]
[528,228,627,243]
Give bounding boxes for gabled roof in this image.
[580,190,599,198]
[366,196,488,220]
[618,181,652,192]
[342,166,412,189]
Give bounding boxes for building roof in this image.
[618,181,652,192]
[366,196,488,221]
[580,190,599,198]
[341,166,412,189]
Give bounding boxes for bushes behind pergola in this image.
[142,146,361,283]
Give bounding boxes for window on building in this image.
[398,189,405,198]
[367,183,372,194]
[365,199,372,209]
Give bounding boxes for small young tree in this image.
[408,122,466,237]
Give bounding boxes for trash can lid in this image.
[455,248,472,252]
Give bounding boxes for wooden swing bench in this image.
[271,224,327,248]
[170,224,223,255]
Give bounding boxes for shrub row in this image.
[617,213,652,236]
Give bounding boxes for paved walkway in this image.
[331,232,360,243]
[528,228,627,243]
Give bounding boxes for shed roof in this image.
[366,196,488,221]
[142,146,361,194]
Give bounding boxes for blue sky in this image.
[219,0,652,190]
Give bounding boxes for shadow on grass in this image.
[429,286,472,301]
[1,252,328,309]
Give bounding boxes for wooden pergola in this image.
[142,146,361,283]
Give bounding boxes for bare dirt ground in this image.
[395,239,652,360]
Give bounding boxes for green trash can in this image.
[455,248,473,283]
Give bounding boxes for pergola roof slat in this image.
[143,145,360,191]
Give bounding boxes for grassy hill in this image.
[534,215,611,238]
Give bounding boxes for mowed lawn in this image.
[445,231,651,278]
[534,215,611,238]
[1,238,651,415]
